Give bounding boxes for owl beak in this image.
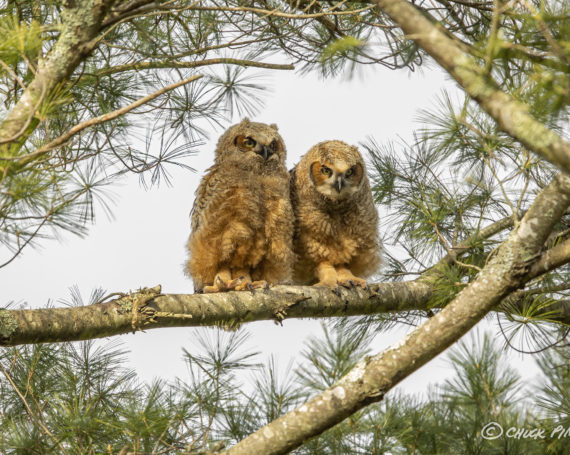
[335,176,345,193]
[257,145,274,161]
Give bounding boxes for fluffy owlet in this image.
[186,118,294,293]
[290,140,381,289]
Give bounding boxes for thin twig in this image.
[0,364,68,454]
[4,74,203,166]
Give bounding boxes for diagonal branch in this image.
[219,172,570,455]
[425,213,519,274]
[372,0,570,173]
[1,75,203,171]
[0,0,116,160]
[95,58,294,77]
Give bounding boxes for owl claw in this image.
[251,280,269,290]
[203,274,234,293]
[228,278,268,292]
[314,281,341,296]
[229,276,247,291]
[338,277,368,289]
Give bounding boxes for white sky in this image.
[2,65,542,398]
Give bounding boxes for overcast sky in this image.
[2,65,541,396]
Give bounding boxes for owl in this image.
[186,118,294,293]
[290,140,381,290]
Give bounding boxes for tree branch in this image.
[3,236,570,346]
[0,0,116,160]
[527,236,570,279]
[219,172,570,455]
[424,212,518,274]
[2,75,203,170]
[0,282,433,346]
[372,0,570,174]
[94,58,294,77]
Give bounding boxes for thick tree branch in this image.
[3,209,570,346]
[3,235,570,346]
[0,0,116,161]
[373,0,570,174]
[0,282,432,346]
[220,173,570,455]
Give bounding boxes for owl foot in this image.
[203,270,234,293]
[227,277,268,292]
[338,277,368,289]
[314,281,341,296]
[336,268,368,289]
[229,276,250,291]
[253,280,270,290]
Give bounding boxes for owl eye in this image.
[235,136,257,150]
[345,167,354,177]
[321,166,332,177]
[269,139,279,152]
[242,137,256,148]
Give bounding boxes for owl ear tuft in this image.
[270,123,278,131]
[240,117,251,125]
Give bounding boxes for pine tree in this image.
[0,0,569,453]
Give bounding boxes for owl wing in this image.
[190,164,222,234]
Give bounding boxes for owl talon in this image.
[216,275,229,290]
[338,276,367,289]
[231,276,262,292]
[314,281,341,296]
[203,273,234,293]
[251,280,269,290]
[203,283,225,293]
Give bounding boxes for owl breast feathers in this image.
[186,118,295,293]
[290,140,382,289]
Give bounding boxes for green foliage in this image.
[1,326,569,454]
[0,15,41,67]
[0,0,424,266]
[296,322,374,392]
[0,0,569,451]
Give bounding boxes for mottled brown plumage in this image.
[186,118,294,293]
[290,140,381,289]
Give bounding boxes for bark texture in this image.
[373,0,570,174]
[2,270,570,346]
[0,282,433,346]
[0,0,116,162]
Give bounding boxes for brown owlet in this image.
[186,118,294,293]
[290,140,382,289]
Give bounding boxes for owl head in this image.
[304,140,366,200]
[215,118,286,167]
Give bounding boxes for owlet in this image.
[290,140,381,290]
[186,118,294,293]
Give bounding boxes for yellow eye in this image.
[243,137,256,148]
[321,166,332,177]
[269,140,279,151]
[235,136,257,150]
[345,167,354,177]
